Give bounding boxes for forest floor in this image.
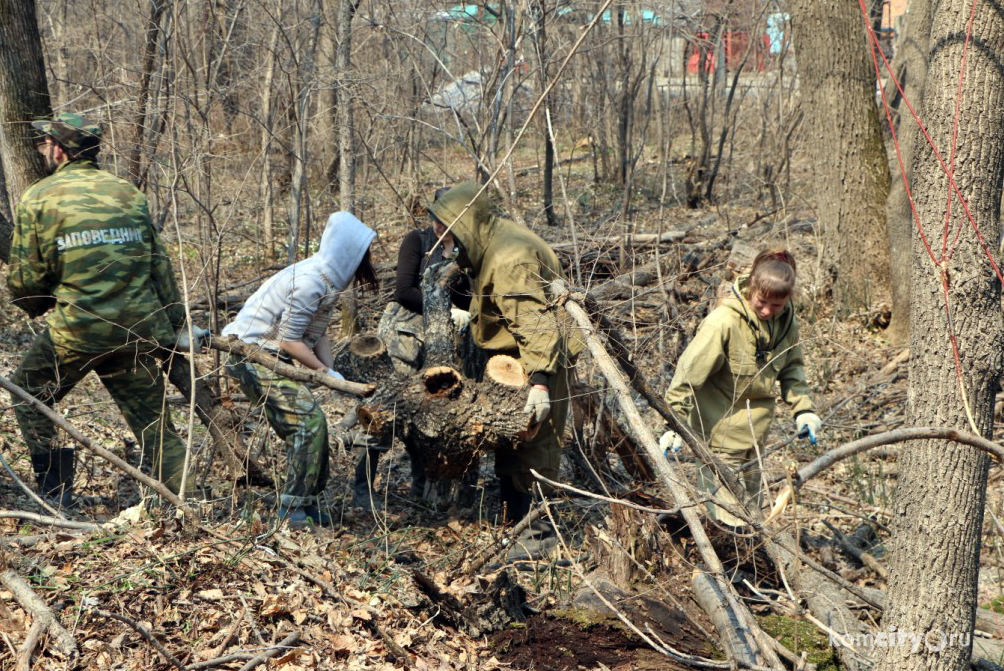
[2,140,1004,671]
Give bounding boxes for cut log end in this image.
[486,355,526,388]
[423,366,463,398]
[349,334,387,359]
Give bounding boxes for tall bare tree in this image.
[0,0,52,261]
[877,2,1004,669]
[335,0,356,213]
[883,0,932,344]
[789,0,891,313]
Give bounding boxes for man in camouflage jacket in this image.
[7,112,189,505]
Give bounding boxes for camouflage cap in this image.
[31,112,102,151]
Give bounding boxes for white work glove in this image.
[340,428,381,450]
[795,412,822,444]
[659,430,684,456]
[325,368,345,381]
[524,386,551,426]
[450,308,471,331]
[175,325,211,351]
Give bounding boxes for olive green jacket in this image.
[8,160,185,352]
[665,277,815,452]
[428,182,581,382]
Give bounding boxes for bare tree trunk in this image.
[286,0,321,264]
[335,0,355,212]
[127,0,168,185]
[883,0,931,344]
[531,0,556,226]
[877,2,1004,669]
[0,0,52,262]
[258,21,280,259]
[789,0,891,314]
[0,154,11,228]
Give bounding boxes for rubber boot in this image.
[498,476,531,525]
[403,445,427,500]
[505,518,558,564]
[30,448,75,508]
[351,448,382,511]
[279,502,332,530]
[456,467,479,510]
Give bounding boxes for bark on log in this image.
[160,352,271,486]
[549,280,782,668]
[591,502,668,586]
[691,572,760,669]
[358,358,532,478]
[412,569,526,637]
[422,260,459,369]
[570,382,654,483]
[208,335,375,396]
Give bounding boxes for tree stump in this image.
[332,334,395,383]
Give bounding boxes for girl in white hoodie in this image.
[223,212,377,527]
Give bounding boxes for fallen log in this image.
[692,572,760,670]
[586,258,670,302]
[550,280,782,668]
[356,260,530,478]
[358,357,532,478]
[207,335,375,397]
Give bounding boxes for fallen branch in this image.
[765,427,1004,523]
[0,510,102,531]
[236,632,301,671]
[93,609,186,670]
[208,336,375,397]
[0,374,194,518]
[0,569,78,664]
[16,616,47,671]
[551,230,687,251]
[185,652,256,670]
[531,469,709,515]
[551,280,782,669]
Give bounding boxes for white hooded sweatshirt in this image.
[222,212,376,349]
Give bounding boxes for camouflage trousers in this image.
[11,329,187,493]
[495,361,572,495]
[225,354,329,507]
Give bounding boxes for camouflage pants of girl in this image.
[225,354,329,507]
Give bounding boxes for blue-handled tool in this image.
[797,426,817,445]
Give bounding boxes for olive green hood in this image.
[428,181,495,273]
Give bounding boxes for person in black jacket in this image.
[352,188,472,509]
